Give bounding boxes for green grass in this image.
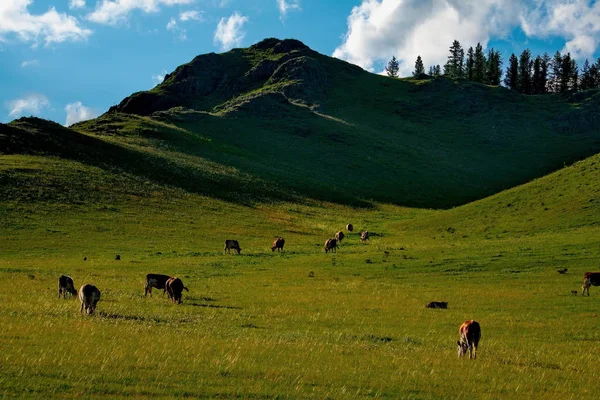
[1,153,599,399]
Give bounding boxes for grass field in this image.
[1,154,599,399]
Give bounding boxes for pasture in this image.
[1,155,600,398]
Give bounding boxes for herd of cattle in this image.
[55,223,600,359]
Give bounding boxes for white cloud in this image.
[69,0,86,9]
[520,0,600,60]
[277,0,301,20]
[333,0,600,76]
[214,12,248,51]
[64,101,98,126]
[20,59,39,67]
[87,0,193,25]
[7,93,50,118]
[166,17,177,30]
[0,0,92,46]
[152,70,168,85]
[180,10,203,21]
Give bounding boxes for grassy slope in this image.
[64,38,600,209]
[1,149,599,398]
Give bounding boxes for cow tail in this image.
[183,286,189,292]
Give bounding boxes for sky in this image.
[1,0,599,125]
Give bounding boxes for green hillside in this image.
[5,38,585,208]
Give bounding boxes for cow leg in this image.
[80,302,84,314]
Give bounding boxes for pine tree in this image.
[518,49,533,94]
[385,56,400,78]
[413,56,425,77]
[580,60,592,90]
[560,53,573,92]
[473,43,487,83]
[590,59,600,88]
[505,53,519,91]
[532,56,542,94]
[540,53,551,93]
[466,47,475,81]
[446,40,465,79]
[486,49,503,86]
[550,51,563,92]
[570,58,579,92]
[434,65,441,77]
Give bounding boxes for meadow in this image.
[1,154,599,399]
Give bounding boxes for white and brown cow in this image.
[224,239,241,254]
[79,284,101,315]
[582,272,600,296]
[361,231,370,242]
[144,273,171,297]
[324,238,337,253]
[271,237,285,252]
[58,275,78,299]
[346,224,353,232]
[335,231,345,243]
[457,320,481,359]
[165,277,189,304]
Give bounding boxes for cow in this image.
[346,224,353,232]
[582,272,600,296]
[324,238,337,253]
[271,237,285,252]
[426,301,448,309]
[144,273,171,297]
[165,277,189,304]
[224,240,241,254]
[335,231,345,243]
[58,275,78,299]
[79,284,101,315]
[361,231,370,242]
[457,320,481,359]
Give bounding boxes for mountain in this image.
[3,38,600,208]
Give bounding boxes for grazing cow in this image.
[346,224,353,232]
[224,240,241,254]
[557,268,568,274]
[582,272,600,296]
[144,273,171,297]
[271,237,285,252]
[324,238,337,253]
[165,277,189,304]
[79,284,101,315]
[335,231,345,243]
[361,231,370,242]
[58,275,78,299]
[426,301,448,309]
[457,320,481,359]
[115,254,121,260]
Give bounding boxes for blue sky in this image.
[1,0,599,125]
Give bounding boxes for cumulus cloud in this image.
[277,0,301,20]
[64,101,98,126]
[0,0,92,46]
[152,70,168,85]
[21,59,39,67]
[333,0,523,76]
[520,0,600,60]
[166,18,177,30]
[69,0,86,9]
[88,0,193,25]
[180,10,203,21]
[7,93,50,118]
[214,12,248,51]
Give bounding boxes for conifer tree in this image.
[445,40,465,79]
[550,51,563,92]
[466,47,475,81]
[518,49,533,94]
[473,43,487,83]
[532,56,543,94]
[559,53,573,92]
[580,59,593,90]
[413,56,425,77]
[570,58,579,92]
[504,53,519,91]
[486,49,503,86]
[385,56,400,78]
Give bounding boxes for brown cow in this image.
[166,277,189,304]
[324,238,337,253]
[426,301,448,309]
[224,240,241,254]
[58,275,78,299]
[335,231,345,243]
[457,320,481,359]
[271,237,285,252]
[346,224,353,232]
[582,272,600,296]
[145,273,171,297]
[79,284,101,315]
[361,231,370,242]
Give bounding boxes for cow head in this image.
[457,340,469,357]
